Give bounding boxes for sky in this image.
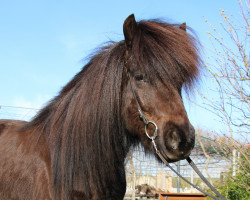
[0,0,242,133]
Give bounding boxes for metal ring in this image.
[145,121,158,140]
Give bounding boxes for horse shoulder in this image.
[0,120,53,200]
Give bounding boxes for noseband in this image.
[125,55,226,200]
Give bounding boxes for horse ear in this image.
[123,14,138,49]
[180,22,186,32]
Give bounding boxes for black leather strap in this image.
[127,72,149,125]
[186,157,227,200]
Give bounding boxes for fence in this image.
[124,146,231,199]
[0,105,39,121]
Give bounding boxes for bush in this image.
[213,149,249,200]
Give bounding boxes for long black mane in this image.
[24,19,201,199]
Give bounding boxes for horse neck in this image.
[38,76,132,198]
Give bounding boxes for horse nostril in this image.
[168,130,181,150]
[171,142,178,150]
[163,123,195,160]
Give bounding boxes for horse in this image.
[0,14,202,200]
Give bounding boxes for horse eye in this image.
[134,74,144,82]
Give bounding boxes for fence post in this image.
[232,149,236,176]
[177,161,180,193]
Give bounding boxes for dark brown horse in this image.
[0,14,201,200]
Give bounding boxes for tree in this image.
[195,1,249,199]
[202,0,249,139]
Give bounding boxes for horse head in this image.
[122,14,201,162]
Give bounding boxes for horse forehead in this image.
[139,81,178,98]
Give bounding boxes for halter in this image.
[125,55,226,200]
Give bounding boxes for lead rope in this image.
[127,71,227,200]
[186,157,227,200]
[153,139,226,200]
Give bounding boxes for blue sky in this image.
[0,0,241,132]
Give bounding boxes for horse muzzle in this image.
[157,122,195,162]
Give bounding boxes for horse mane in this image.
[133,19,201,91]
[23,19,201,199]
